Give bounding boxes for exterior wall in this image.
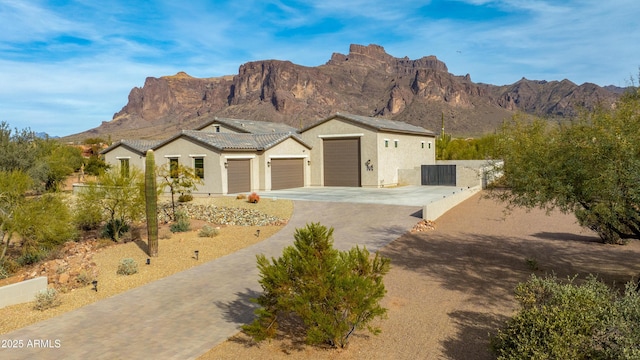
[300,119,377,187]
[262,138,311,191]
[199,123,244,133]
[376,132,435,187]
[153,137,224,195]
[435,160,503,188]
[103,146,146,173]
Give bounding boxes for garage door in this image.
[227,159,251,193]
[323,138,360,187]
[271,158,304,190]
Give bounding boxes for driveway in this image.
[258,185,467,207]
[2,201,422,359]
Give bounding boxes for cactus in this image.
[145,149,159,257]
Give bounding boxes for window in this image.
[169,158,179,178]
[119,158,129,177]
[194,157,204,179]
[214,125,220,133]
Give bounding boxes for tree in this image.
[157,162,203,220]
[243,223,390,348]
[145,150,159,257]
[76,166,145,241]
[489,89,640,243]
[0,170,33,263]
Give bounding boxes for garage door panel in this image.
[323,138,360,187]
[271,158,304,190]
[227,159,250,193]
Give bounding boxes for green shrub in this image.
[74,198,103,230]
[116,258,138,275]
[0,265,8,280]
[13,194,78,249]
[33,288,62,311]
[76,270,95,286]
[492,275,640,359]
[178,193,193,202]
[18,248,47,266]
[102,219,130,241]
[170,210,190,233]
[243,222,390,348]
[198,225,219,238]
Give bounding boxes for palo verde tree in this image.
[0,170,33,263]
[490,88,640,244]
[145,150,159,257]
[157,162,203,220]
[243,222,390,348]
[76,166,145,241]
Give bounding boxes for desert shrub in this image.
[170,210,191,233]
[33,288,62,311]
[236,193,247,200]
[248,192,260,203]
[17,248,47,266]
[492,274,640,359]
[0,265,8,279]
[116,258,138,275]
[101,219,130,241]
[74,197,103,230]
[178,193,193,202]
[76,270,95,286]
[243,222,390,348]
[13,194,78,250]
[198,225,219,238]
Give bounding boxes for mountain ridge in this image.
[69,44,623,141]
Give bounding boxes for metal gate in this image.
[421,165,456,186]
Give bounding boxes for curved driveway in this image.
[2,200,421,360]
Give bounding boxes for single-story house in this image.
[300,113,436,188]
[102,113,436,194]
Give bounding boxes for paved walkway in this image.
[1,201,421,359]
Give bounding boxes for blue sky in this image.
[1,0,638,137]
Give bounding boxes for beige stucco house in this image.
[300,113,436,188]
[102,113,436,194]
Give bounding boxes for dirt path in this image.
[200,192,640,359]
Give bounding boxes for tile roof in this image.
[162,130,311,151]
[100,139,163,155]
[302,112,435,136]
[194,116,299,134]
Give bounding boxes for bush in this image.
[17,248,47,266]
[116,258,138,275]
[243,222,390,348]
[198,225,219,238]
[248,192,260,203]
[76,270,95,286]
[170,210,191,233]
[101,219,130,241]
[33,288,62,311]
[236,193,247,200]
[492,274,640,359]
[13,194,78,249]
[178,193,193,202]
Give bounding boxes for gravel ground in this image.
[0,196,293,335]
[198,193,640,360]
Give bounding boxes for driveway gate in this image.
[421,165,456,186]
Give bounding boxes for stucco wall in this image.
[103,146,146,173]
[376,132,435,187]
[435,160,502,188]
[153,137,224,195]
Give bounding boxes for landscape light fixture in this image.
[194,250,199,260]
[146,258,151,265]
[256,229,260,237]
[92,280,98,292]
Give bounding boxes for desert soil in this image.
[199,192,640,360]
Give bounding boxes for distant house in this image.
[102,113,436,194]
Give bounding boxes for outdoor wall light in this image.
[224,162,228,169]
[92,280,98,292]
[267,161,271,167]
[307,160,311,166]
[194,250,199,260]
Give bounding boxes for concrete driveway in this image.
[258,185,469,207]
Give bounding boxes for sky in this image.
[1,0,639,137]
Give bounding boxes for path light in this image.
[194,250,199,260]
[256,229,260,237]
[146,258,151,265]
[92,280,98,292]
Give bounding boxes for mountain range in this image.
[69,44,623,141]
